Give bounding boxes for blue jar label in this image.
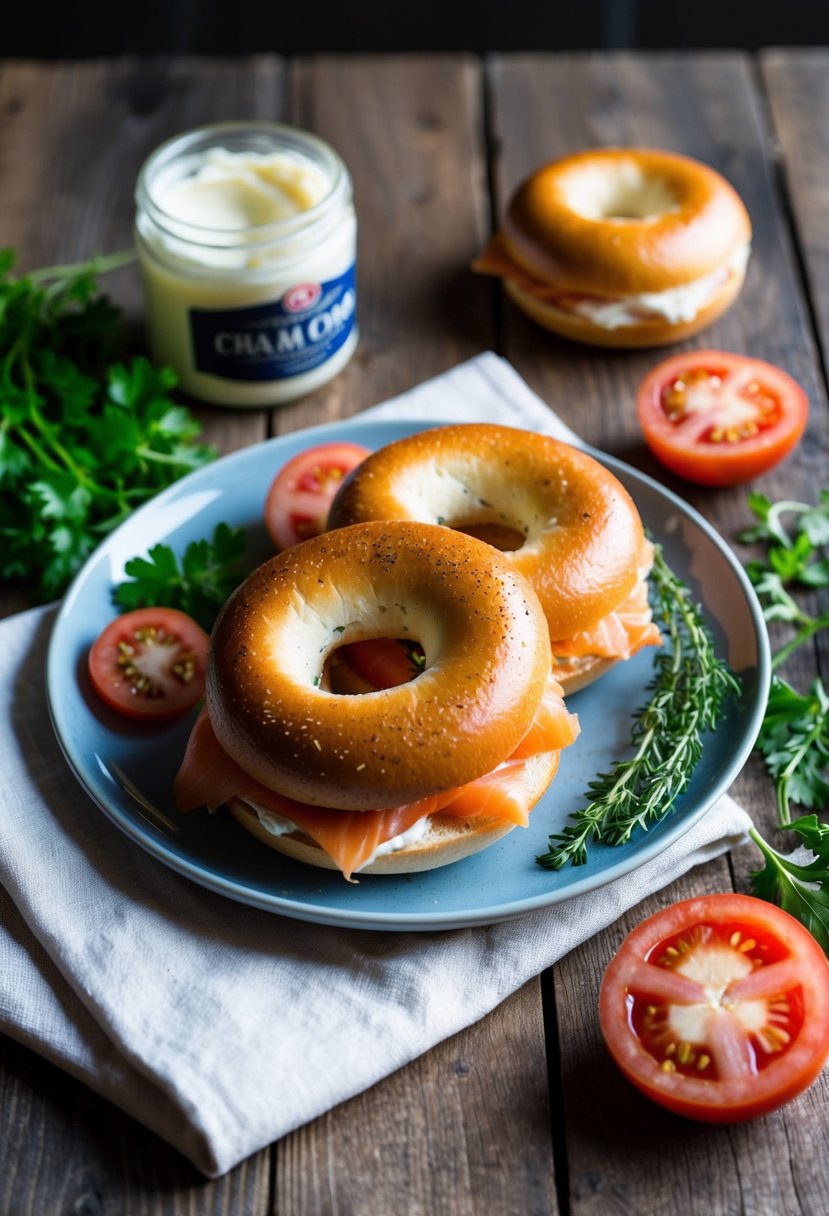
[189,264,356,382]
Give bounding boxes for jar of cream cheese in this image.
[134,122,358,407]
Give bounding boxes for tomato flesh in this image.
[629,921,805,1082]
[338,638,425,690]
[599,894,829,1122]
[264,441,371,550]
[88,607,208,721]
[636,351,808,486]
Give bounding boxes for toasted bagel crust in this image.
[227,750,560,875]
[207,521,551,811]
[328,424,648,642]
[503,148,751,295]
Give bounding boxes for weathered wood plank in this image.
[0,1033,270,1216]
[277,982,556,1216]
[487,50,829,1216]
[762,50,829,380]
[760,47,829,683]
[273,53,494,435]
[271,55,556,1216]
[0,55,284,1211]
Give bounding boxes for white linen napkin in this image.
[0,352,752,1177]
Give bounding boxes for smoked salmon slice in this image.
[174,669,579,879]
[473,235,611,308]
[550,575,662,660]
[511,676,579,758]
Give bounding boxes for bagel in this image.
[327,424,661,690]
[473,148,751,348]
[174,520,580,879]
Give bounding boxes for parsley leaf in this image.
[113,523,248,631]
[750,818,829,956]
[0,247,215,598]
[737,491,829,953]
[755,677,829,823]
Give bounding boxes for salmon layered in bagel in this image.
[473,148,751,348]
[327,424,661,693]
[174,520,579,880]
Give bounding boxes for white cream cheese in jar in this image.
[135,123,358,407]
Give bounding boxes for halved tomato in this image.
[599,893,829,1122]
[264,441,371,550]
[636,351,808,486]
[88,607,209,721]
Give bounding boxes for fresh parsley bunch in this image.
[737,492,829,949]
[740,490,829,671]
[739,492,829,822]
[0,248,215,598]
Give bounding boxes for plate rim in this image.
[47,414,772,931]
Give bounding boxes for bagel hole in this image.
[456,522,526,551]
[565,165,679,223]
[323,638,426,695]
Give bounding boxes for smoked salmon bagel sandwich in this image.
[174,520,579,881]
[327,423,661,693]
[473,147,751,348]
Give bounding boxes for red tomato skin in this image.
[341,639,420,689]
[599,894,829,1123]
[636,352,808,487]
[264,442,371,550]
[88,607,209,722]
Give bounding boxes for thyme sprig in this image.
[537,545,739,870]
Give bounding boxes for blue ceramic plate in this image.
[47,416,770,931]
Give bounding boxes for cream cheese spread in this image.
[158,148,331,231]
[251,804,431,871]
[566,243,750,330]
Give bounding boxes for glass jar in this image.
[134,122,358,407]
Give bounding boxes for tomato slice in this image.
[599,893,829,1122]
[88,607,209,721]
[337,638,426,689]
[264,441,371,550]
[636,351,808,486]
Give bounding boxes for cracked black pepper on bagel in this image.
[174,519,579,879]
[327,423,662,693]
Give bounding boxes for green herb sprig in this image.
[736,490,829,947]
[739,491,829,671]
[537,545,739,870]
[113,523,248,632]
[0,248,215,598]
[739,492,829,820]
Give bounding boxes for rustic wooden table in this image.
[2,49,828,1216]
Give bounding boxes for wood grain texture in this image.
[0,1036,270,1216]
[762,50,829,374]
[277,983,557,1216]
[271,55,556,1216]
[2,50,829,1216]
[0,55,283,1210]
[487,51,829,1216]
[271,53,494,436]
